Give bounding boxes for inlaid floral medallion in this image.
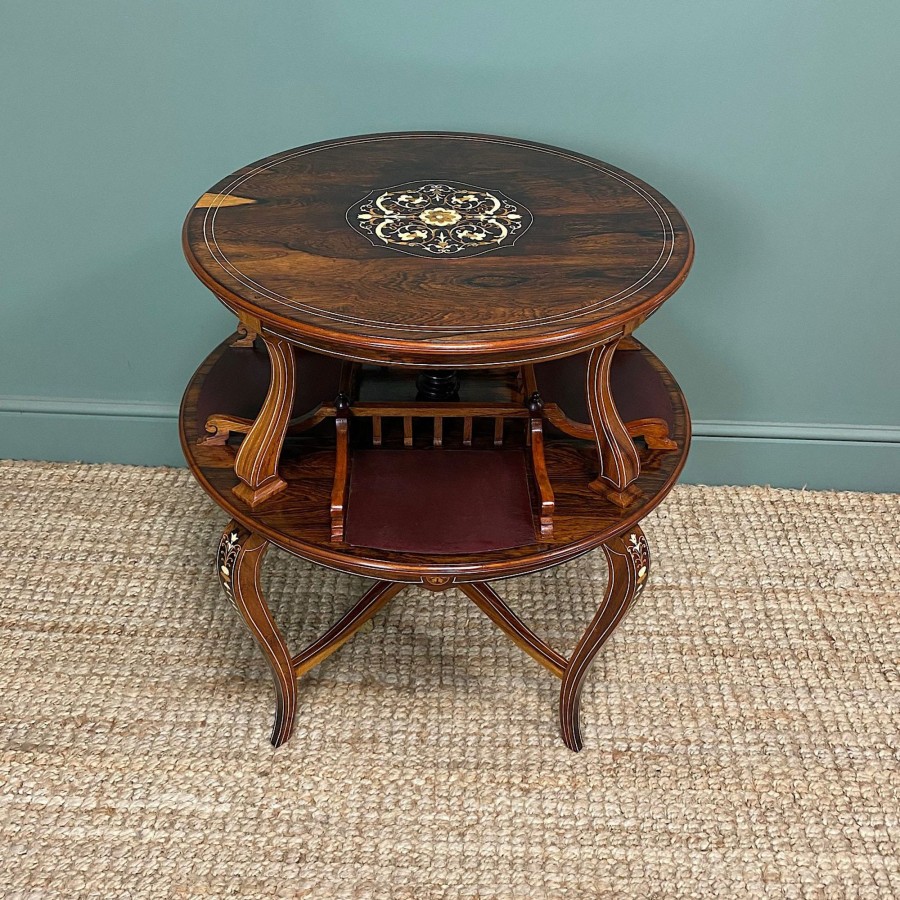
[346,181,532,258]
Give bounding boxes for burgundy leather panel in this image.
[344,449,538,554]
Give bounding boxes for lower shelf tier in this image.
[179,336,690,581]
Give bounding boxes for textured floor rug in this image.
[0,460,897,898]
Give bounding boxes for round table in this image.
[181,132,693,751]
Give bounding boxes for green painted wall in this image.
[1,1,897,489]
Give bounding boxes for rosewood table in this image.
[180,132,693,751]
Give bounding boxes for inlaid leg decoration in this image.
[586,339,642,508]
[217,521,297,747]
[559,527,650,751]
[232,332,297,507]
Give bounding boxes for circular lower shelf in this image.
[180,336,690,583]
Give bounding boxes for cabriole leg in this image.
[217,521,297,747]
[559,527,650,751]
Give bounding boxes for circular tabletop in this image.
[183,132,693,366]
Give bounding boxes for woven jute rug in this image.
[0,460,897,898]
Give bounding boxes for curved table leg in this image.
[217,521,297,747]
[559,527,650,751]
[586,339,642,508]
[232,331,296,507]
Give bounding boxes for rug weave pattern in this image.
[0,461,897,898]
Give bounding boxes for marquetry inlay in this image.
[347,181,532,258]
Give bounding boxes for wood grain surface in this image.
[183,132,693,366]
